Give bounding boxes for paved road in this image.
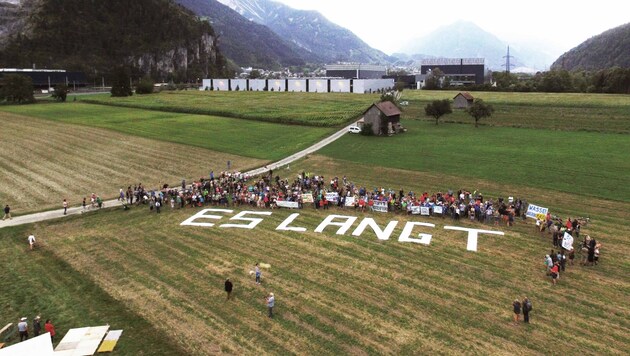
[0,124,355,229]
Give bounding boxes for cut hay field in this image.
[399,91,630,133]
[0,111,266,214]
[1,161,628,354]
[318,120,630,203]
[82,91,378,127]
[0,102,335,161]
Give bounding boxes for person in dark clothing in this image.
[2,204,11,220]
[224,278,233,300]
[587,237,597,266]
[33,316,42,336]
[512,299,521,323]
[522,297,532,323]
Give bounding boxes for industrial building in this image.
[200,78,394,94]
[325,64,387,79]
[419,58,485,85]
[0,68,87,89]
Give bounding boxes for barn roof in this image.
[373,101,402,116]
[454,92,474,101]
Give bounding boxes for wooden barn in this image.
[361,101,404,136]
[453,92,474,109]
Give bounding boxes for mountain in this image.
[402,21,553,70]
[0,0,229,80]
[216,0,390,64]
[552,22,630,71]
[175,0,310,68]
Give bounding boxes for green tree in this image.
[466,99,495,127]
[424,99,452,125]
[135,77,155,94]
[110,66,133,97]
[249,70,262,79]
[51,84,69,102]
[424,68,445,90]
[493,71,518,89]
[380,90,402,107]
[394,81,406,92]
[0,74,35,104]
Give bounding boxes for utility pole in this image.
[502,46,515,73]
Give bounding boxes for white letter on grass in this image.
[352,218,398,240]
[276,213,307,232]
[220,210,272,229]
[443,226,505,252]
[398,222,435,245]
[180,209,233,227]
[314,214,358,235]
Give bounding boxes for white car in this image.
[348,125,362,134]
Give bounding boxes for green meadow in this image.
[1,90,629,354]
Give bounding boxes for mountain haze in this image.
[403,21,553,70]
[175,0,311,68]
[552,22,630,71]
[217,0,390,64]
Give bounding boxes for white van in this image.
[348,125,361,134]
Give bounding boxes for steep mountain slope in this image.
[0,0,228,80]
[552,22,630,71]
[217,0,390,64]
[403,21,553,70]
[176,0,310,68]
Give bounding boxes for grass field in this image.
[81,91,378,127]
[1,91,629,354]
[1,161,628,354]
[0,111,266,214]
[318,120,630,202]
[399,91,630,133]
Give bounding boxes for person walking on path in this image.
[82,197,87,213]
[3,204,11,220]
[63,199,68,215]
[266,292,275,318]
[28,234,36,250]
[33,316,42,336]
[17,317,28,341]
[522,297,532,323]
[512,299,521,323]
[255,263,261,285]
[224,278,233,300]
[45,319,55,342]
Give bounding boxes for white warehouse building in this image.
[200,78,393,94]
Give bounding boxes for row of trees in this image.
[425,99,494,127]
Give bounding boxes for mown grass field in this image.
[1,161,628,354]
[0,102,335,161]
[0,111,266,214]
[1,91,629,354]
[82,91,378,126]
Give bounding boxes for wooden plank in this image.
[0,323,12,335]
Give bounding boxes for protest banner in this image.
[411,206,421,215]
[562,232,574,251]
[433,206,443,215]
[526,203,548,220]
[325,192,339,203]
[345,196,355,207]
[372,201,388,213]
[301,193,314,203]
[420,207,430,216]
[276,201,299,209]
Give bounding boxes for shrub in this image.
[360,123,374,136]
[51,84,69,102]
[0,74,35,103]
[135,77,155,94]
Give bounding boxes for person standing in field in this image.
[28,233,36,250]
[3,204,12,220]
[224,278,233,300]
[512,299,521,323]
[45,319,55,342]
[550,262,560,285]
[266,292,275,318]
[255,263,261,285]
[82,197,87,212]
[63,199,68,215]
[18,317,28,341]
[33,316,42,336]
[522,297,532,323]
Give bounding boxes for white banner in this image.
[276,201,299,209]
[526,203,548,220]
[420,207,430,216]
[433,206,443,215]
[345,196,355,207]
[302,193,314,203]
[325,192,339,203]
[411,206,421,215]
[372,200,388,213]
[562,232,574,251]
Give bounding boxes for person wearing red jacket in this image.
[45,319,56,342]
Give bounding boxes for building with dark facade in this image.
[325,64,387,79]
[420,58,485,85]
[0,69,88,89]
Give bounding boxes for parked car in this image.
[348,125,362,134]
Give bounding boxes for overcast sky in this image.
[274,0,629,57]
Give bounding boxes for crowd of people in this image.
[16,316,55,343]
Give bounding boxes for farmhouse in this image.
[361,101,404,136]
[453,92,474,109]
